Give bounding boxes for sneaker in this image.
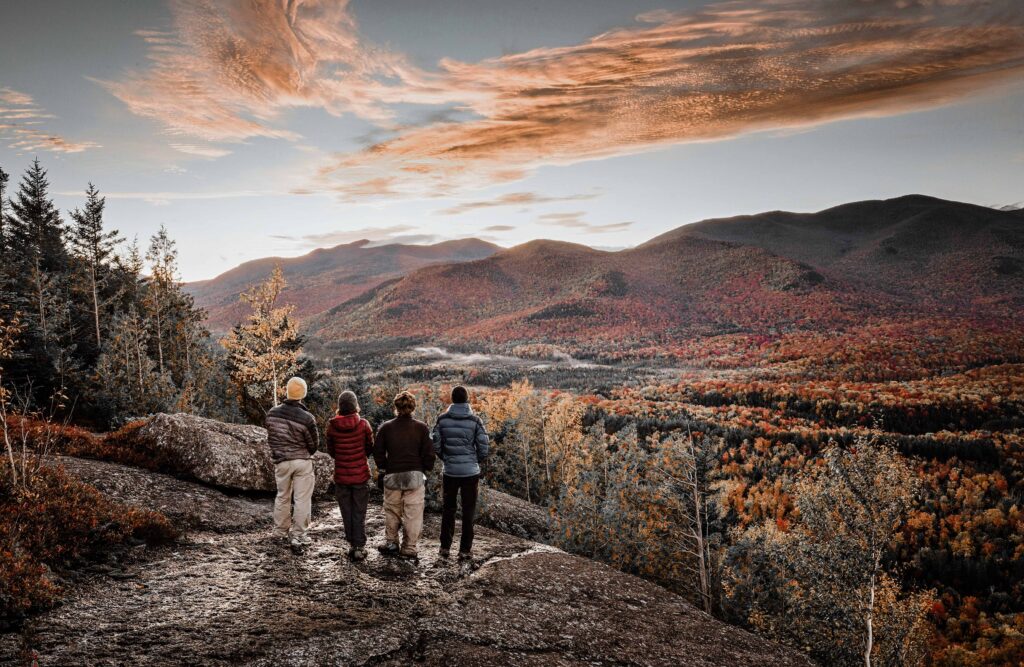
[457,551,472,562]
[438,548,450,559]
[352,548,367,562]
[377,543,400,557]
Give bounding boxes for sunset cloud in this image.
[271,224,440,248]
[538,212,634,233]
[98,0,418,143]
[105,0,1024,199]
[171,143,233,159]
[436,191,600,216]
[0,87,100,154]
[313,0,1024,198]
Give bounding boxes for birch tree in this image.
[725,438,933,666]
[221,267,304,420]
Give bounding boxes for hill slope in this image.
[187,238,500,330]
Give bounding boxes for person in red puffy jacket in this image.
[325,390,374,561]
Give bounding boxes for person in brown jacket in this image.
[373,391,434,560]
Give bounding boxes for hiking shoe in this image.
[290,541,307,555]
[377,543,400,557]
[352,548,367,562]
[457,551,473,562]
[399,551,419,563]
[438,548,450,559]
[346,547,357,561]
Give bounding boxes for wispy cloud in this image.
[57,188,269,206]
[105,0,1024,199]
[170,143,233,158]
[271,224,442,249]
[0,87,100,154]
[538,212,633,233]
[436,191,600,216]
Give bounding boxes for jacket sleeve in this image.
[420,425,436,472]
[373,425,387,471]
[475,418,490,462]
[431,418,444,461]
[305,415,319,455]
[363,420,374,458]
[325,425,335,458]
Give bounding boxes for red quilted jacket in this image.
[326,414,374,485]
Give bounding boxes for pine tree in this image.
[0,165,9,257]
[69,184,121,350]
[7,159,68,345]
[221,267,305,422]
[94,306,174,424]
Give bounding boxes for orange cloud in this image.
[315,0,1024,198]
[0,87,100,154]
[98,0,417,144]
[436,191,600,215]
[104,0,1024,196]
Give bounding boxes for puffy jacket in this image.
[266,400,319,463]
[326,414,374,485]
[432,403,489,477]
[373,415,435,475]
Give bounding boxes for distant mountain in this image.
[666,195,1024,311]
[308,195,1023,346]
[187,238,501,330]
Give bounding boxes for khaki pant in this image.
[274,458,315,543]
[383,485,425,556]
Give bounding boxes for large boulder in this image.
[122,413,334,496]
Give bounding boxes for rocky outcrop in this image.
[3,455,813,667]
[477,484,550,541]
[121,413,334,496]
[49,455,270,533]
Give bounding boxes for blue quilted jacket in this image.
[432,403,489,477]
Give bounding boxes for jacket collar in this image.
[331,413,361,430]
[447,402,473,417]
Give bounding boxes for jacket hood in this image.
[446,403,473,417]
[330,413,362,431]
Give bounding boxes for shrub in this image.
[0,460,177,624]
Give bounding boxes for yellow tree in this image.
[221,267,303,419]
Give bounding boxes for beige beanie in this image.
[285,377,307,401]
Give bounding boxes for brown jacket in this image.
[265,400,319,463]
[373,415,435,475]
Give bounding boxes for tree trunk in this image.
[865,568,876,667]
[91,264,101,348]
[522,434,531,503]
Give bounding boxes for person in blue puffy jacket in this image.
[432,385,489,560]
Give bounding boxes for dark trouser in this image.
[440,474,480,553]
[335,483,370,548]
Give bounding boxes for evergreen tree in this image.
[94,306,174,424]
[69,184,121,351]
[7,159,68,344]
[0,165,9,257]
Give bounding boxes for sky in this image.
[1,0,1023,281]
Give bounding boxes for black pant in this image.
[440,474,479,553]
[335,483,370,548]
